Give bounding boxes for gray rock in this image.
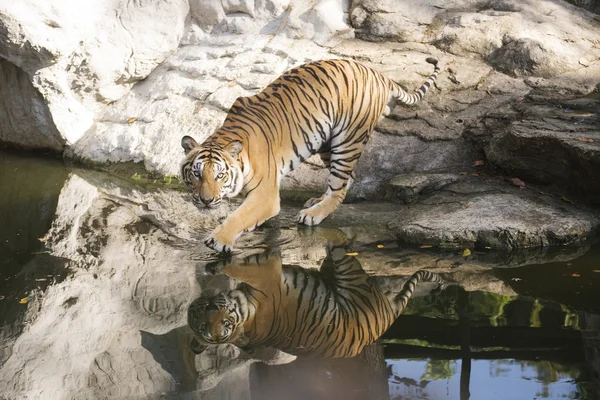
[387,181,600,250]
[485,100,600,204]
[487,38,576,78]
[0,60,64,151]
[384,173,461,203]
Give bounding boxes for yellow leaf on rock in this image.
[420,245,433,249]
[561,196,574,204]
[577,137,594,143]
[377,244,384,249]
[462,249,471,257]
[19,297,28,304]
[345,252,359,256]
[126,117,137,124]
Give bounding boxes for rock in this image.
[0,60,64,151]
[1,0,600,205]
[487,37,578,78]
[0,0,190,148]
[384,173,461,203]
[387,180,600,250]
[485,100,600,204]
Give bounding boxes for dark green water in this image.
[0,149,599,400]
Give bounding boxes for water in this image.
[0,149,599,400]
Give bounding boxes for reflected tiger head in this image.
[180,136,244,209]
[187,291,248,353]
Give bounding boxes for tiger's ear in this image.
[181,136,199,155]
[224,141,243,158]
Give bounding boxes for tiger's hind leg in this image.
[297,142,361,226]
[303,151,353,208]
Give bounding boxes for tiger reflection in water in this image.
[187,228,452,358]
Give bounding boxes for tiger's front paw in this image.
[204,232,234,253]
[296,207,328,226]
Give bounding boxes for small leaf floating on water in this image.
[462,248,471,257]
[471,172,480,177]
[473,160,485,167]
[419,245,433,249]
[0,296,4,300]
[505,177,525,189]
[571,273,581,277]
[577,137,594,143]
[593,270,600,273]
[459,172,467,175]
[19,297,28,304]
[561,196,574,204]
[126,117,137,124]
[512,277,522,282]
[345,252,359,256]
[377,244,384,249]
[567,263,573,267]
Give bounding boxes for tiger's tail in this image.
[393,270,448,314]
[390,57,441,105]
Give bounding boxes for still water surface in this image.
[0,149,599,400]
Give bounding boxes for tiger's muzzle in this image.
[192,194,222,209]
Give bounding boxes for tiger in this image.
[187,228,451,358]
[180,57,441,252]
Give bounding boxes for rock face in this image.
[1,0,599,201]
[485,99,600,204]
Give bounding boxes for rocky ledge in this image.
[0,0,599,205]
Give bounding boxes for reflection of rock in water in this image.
[2,164,592,399]
[0,151,70,365]
[580,312,600,398]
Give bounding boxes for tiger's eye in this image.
[194,170,201,178]
[217,173,225,180]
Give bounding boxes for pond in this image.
[0,149,599,400]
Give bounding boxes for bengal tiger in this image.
[181,57,441,252]
[187,228,451,358]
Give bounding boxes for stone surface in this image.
[384,173,461,203]
[0,0,189,146]
[1,0,599,203]
[0,60,64,150]
[485,99,600,204]
[387,180,600,250]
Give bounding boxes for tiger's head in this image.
[180,135,244,209]
[187,291,249,353]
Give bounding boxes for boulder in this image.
[1,0,600,203]
[386,180,600,250]
[485,99,600,204]
[384,173,461,203]
[0,0,189,147]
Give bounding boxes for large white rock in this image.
[0,0,189,148]
[1,0,600,198]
